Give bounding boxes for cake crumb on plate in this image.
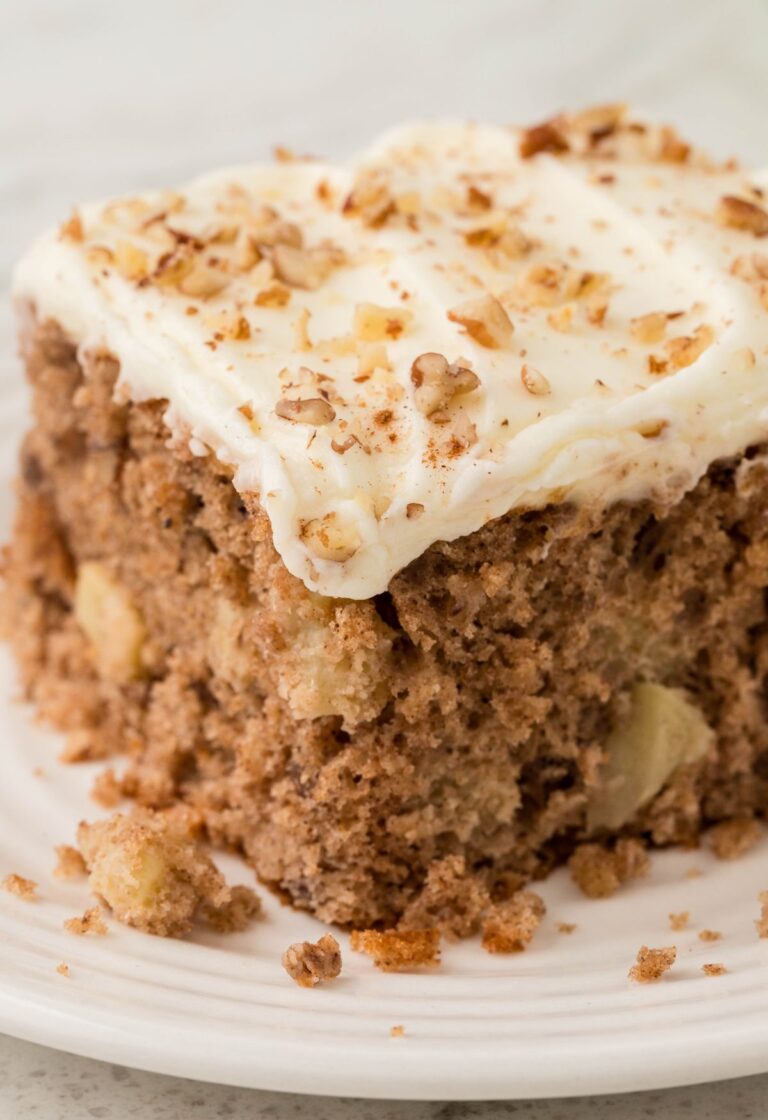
[702,963,727,977]
[669,911,689,931]
[350,929,440,971]
[53,844,87,880]
[64,906,108,936]
[569,838,649,899]
[628,945,676,983]
[2,873,37,900]
[699,929,722,942]
[282,933,341,988]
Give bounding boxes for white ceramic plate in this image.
[0,381,767,1101]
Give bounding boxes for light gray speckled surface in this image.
[3,0,768,1115]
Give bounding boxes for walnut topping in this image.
[255,281,291,307]
[275,397,336,426]
[406,502,424,519]
[342,170,395,227]
[630,312,668,345]
[466,184,493,210]
[282,933,342,988]
[547,304,574,332]
[447,295,514,349]
[716,195,768,237]
[568,102,627,142]
[464,221,533,264]
[113,240,150,282]
[663,324,715,371]
[178,259,230,299]
[2,873,37,900]
[628,945,676,983]
[302,513,361,563]
[350,928,440,971]
[354,303,413,342]
[410,352,480,417]
[519,119,569,159]
[357,342,391,377]
[520,364,551,396]
[60,210,84,242]
[272,244,344,290]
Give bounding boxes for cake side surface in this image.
[4,315,768,929]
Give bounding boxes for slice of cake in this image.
[4,105,768,931]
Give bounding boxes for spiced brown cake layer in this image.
[3,316,768,929]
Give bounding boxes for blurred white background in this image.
[2,0,768,1115]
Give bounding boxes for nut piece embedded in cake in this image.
[77,809,261,938]
[74,562,146,684]
[282,933,342,988]
[587,683,714,832]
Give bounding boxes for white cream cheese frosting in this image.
[12,107,768,599]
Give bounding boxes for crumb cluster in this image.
[282,933,342,988]
[569,839,649,899]
[628,945,677,983]
[350,928,441,972]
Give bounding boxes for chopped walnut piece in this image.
[702,963,727,977]
[648,354,669,375]
[465,221,533,264]
[569,838,649,899]
[282,933,342,988]
[664,324,715,371]
[354,302,413,342]
[519,119,569,159]
[255,281,291,307]
[585,292,609,326]
[447,295,514,349]
[64,906,108,936]
[709,817,763,860]
[357,342,391,377]
[2,873,37,900]
[406,503,424,520]
[77,809,261,938]
[54,845,87,881]
[520,364,551,396]
[756,891,768,938]
[410,352,480,417]
[275,397,335,426]
[635,419,668,439]
[669,911,689,932]
[547,304,574,332]
[60,211,84,242]
[628,945,676,983]
[302,513,361,563]
[466,184,493,210]
[716,195,768,237]
[699,929,722,942]
[113,240,149,282]
[481,890,545,953]
[631,312,668,345]
[178,260,230,299]
[350,928,440,971]
[568,102,627,141]
[272,244,344,290]
[342,170,395,227]
[658,126,691,164]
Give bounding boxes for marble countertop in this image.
[3,0,768,1114]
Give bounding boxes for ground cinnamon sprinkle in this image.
[708,817,763,860]
[481,890,545,953]
[281,933,341,988]
[350,928,440,971]
[2,873,37,900]
[64,906,108,936]
[628,945,676,983]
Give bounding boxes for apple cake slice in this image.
[4,106,768,931]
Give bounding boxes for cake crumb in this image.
[350,928,440,971]
[481,890,545,953]
[64,906,108,936]
[77,809,261,938]
[698,929,722,942]
[56,962,70,978]
[2,874,37,900]
[755,891,768,938]
[669,911,690,931]
[390,1025,405,1038]
[90,768,122,808]
[708,817,763,860]
[569,838,649,899]
[684,867,703,879]
[281,933,341,988]
[628,945,676,983]
[702,963,727,977]
[557,922,577,934]
[53,845,87,880]
[399,855,490,939]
